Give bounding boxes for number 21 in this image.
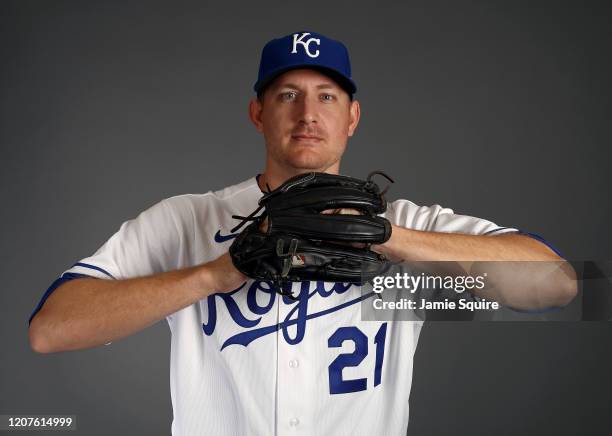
[327,323,388,395]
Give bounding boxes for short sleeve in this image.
[64,199,185,280]
[386,199,518,236]
[29,199,186,324]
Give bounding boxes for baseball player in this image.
[28,31,575,435]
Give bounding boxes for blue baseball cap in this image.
[254,31,357,96]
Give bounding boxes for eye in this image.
[280,91,298,101]
[320,93,336,102]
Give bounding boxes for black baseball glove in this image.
[229,171,394,296]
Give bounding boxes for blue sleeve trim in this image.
[28,272,95,325]
[482,227,513,235]
[73,262,115,279]
[516,231,565,259]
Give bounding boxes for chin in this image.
[288,160,327,171]
[286,152,332,171]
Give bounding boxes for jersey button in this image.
[289,359,299,368]
[289,417,300,427]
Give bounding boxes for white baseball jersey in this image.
[32,176,518,436]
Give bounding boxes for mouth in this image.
[291,134,323,143]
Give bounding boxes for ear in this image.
[249,98,264,133]
[347,99,361,137]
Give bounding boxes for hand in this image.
[202,252,248,293]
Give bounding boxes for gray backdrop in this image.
[2,1,611,435]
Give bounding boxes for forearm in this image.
[374,225,560,262]
[374,226,577,309]
[29,259,233,353]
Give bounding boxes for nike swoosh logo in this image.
[214,230,238,243]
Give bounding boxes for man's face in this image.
[250,68,360,172]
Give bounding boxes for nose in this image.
[296,94,318,124]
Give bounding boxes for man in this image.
[29,31,576,435]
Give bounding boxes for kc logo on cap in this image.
[291,32,321,58]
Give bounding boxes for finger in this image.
[321,208,362,215]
